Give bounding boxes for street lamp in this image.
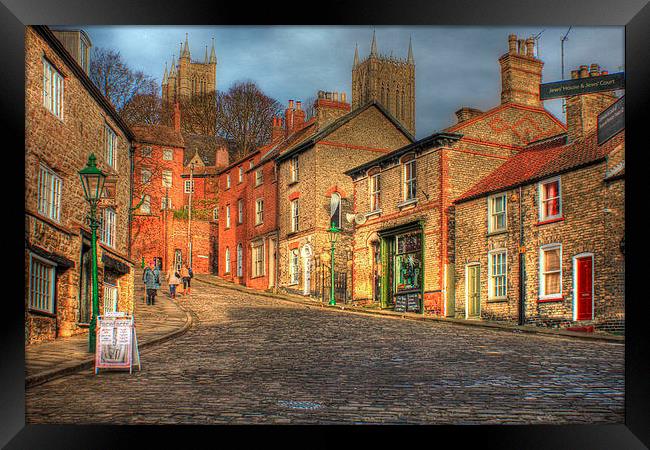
[78,153,107,353]
[328,223,340,306]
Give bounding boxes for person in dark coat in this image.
[143,260,160,305]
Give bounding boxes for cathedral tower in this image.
[162,34,217,113]
[352,31,416,136]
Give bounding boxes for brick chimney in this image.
[173,102,181,132]
[565,63,618,143]
[271,116,284,142]
[314,90,351,129]
[284,100,295,138]
[499,34,544,107]
[455,107,483,124]
[215,145,229,167]
[294,100,305,130]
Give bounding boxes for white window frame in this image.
[225,247,231,273]
[141,167,152,184]
[42,58,64,119]
[370,172,381,211]
[249,160,254,170]
[238,166,244,183]
[161,196,172,210]
[162,148,173,161]
[290,156,299,183]
[104,124,117,169]
[255,169,263,186]
[212,207,219,221]
[487,249,507,300]
[226,174,231,189]
[289,249,299,285]
[101,207,117,248]
[184,180,195,193]
[539,243,563,300]
[488,193,507,233]
[237,199,244,224]
[255,199,264,225]
[236,243,243,277]
[225,206,231,228]
[162,170,173,188]
[103,282,118,314]
[28,253,56,314]
[538,176,562,222]
[290,199,299,232]
[251,240,265,277]
[141,194,151,214]
[37,164,62,222]
[403,158,417,201]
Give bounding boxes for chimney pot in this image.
[508,34,517,53]
[296,101,301,110]
[579,65,589,78]
[341,92,347,103]
[571,70,580,79]
[333,92,339,101]
[288,99,294,108]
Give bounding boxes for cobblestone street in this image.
[25,280,624,425]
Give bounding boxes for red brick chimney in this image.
[271,116,284,142]
[294,100,305,131]
[314,90,351,129]
[173,102,181,132]
[565,63,618,143]
[499,34,544,107]
[215,145,229,167]
[284,100,295,138]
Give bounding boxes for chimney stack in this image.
[173,102,181,132]
[314,90,351,129]
[215,145,229,167]
[455,107,483,124]
[499,33,544,107]
[565,63,618,143]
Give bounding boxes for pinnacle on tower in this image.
[353,43,359,66]
[163,61,168,84]
[209,37,217,64]
[204,45,208,63]
[370,29,378,56]
[182,33,190,59]
[407,36,414,64]
[169,56,176,78]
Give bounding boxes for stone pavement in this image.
[25,276,624,425]
[25,273,191,388]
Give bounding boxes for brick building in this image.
[346,33,565,315]
[453,65,624,332]
[131,104,228,274]
[25,26,135,344]
[275,93,414,297]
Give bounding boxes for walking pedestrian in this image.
[167,267,181,299]
[143,260,160,306]
[180,264,192,296]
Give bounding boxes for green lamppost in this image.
[78,154,107,353]
[328,223,340,306]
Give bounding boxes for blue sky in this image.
[63,26,624,138]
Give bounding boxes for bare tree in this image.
[179,91,218,136]
[89,47,159,122]
[215,81,282,160]
[121,91,162,126]
[303,95,317,120]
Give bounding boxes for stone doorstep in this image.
[194,276,624,344]
[25,299,193,389]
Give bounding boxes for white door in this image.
[268,238,276,288]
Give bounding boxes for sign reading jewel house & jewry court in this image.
[539,72,625,101]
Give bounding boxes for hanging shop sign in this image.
[597,95,625,145]
[95,314,141,374]
[539,72,624,100]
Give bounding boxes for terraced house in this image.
[453,64,624,332]
[25,26,135,344]
[346,34,565,315]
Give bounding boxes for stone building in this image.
[161,33,217,119]
[25,26,135,344]
[346,33,565,315]
[131,104,228,275]
[274,93,413,298]
[453,65,623,332]
[352,31,416,136]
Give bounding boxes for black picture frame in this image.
[3,0,649,447]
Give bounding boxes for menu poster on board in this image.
[95,315,141,374]
[406,293,420,313]
[394,295,407,312]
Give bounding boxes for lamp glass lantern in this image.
[78,153,107,203]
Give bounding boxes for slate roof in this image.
[454,129,625,204]
[131,124,185,148]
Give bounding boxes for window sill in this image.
[250,274,266,280]
[28,308,56,318]
[397,198,418,209]
[536,217,564,226]
[255,222,264,227]
[77,322,90,328]
[288,180,299,186]
[287,231,299,238]
[538,296,564,303]
[366,209,382,218]
[487,297,508,303]
[487,229,508,237]
[288,282,299,286]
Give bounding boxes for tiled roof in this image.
[182,133,233,166]
[260,119,318,163]
[131,124,185,148]
[454,129,624,204]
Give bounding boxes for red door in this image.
[576,257,593,321]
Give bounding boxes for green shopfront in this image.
[377,221,424,314]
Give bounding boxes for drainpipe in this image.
[518,186,526,325]
[127,143,134,260]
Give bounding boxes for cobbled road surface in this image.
[26,280,624,425]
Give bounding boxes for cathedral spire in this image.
[163,61,168,84]
[169,55,176,78]
[209,37,217,64]
[407,36,414,64]
[204,45,208,63]
[182,33,191,59]
[370,29,377,57]
[353,43,359,66]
